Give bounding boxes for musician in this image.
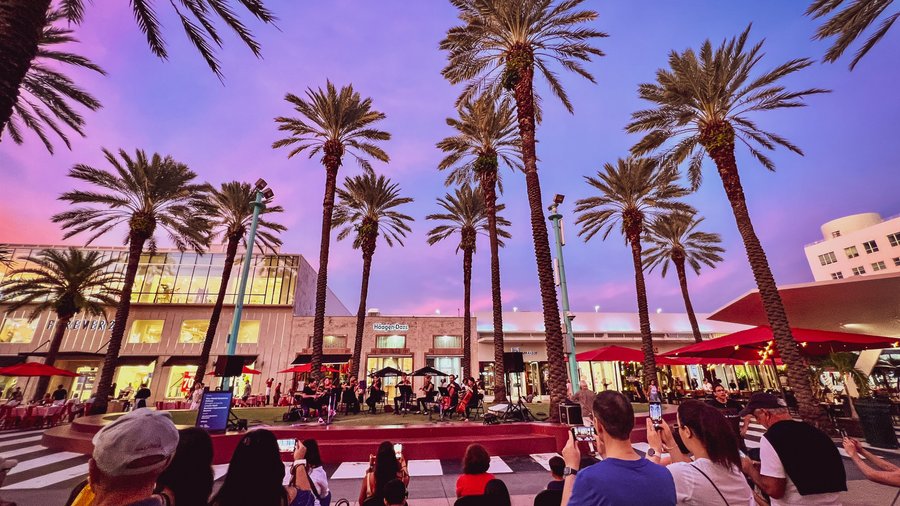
[447,375,461,410]
[416,375,436,414]
[299,379,320,417]
[394,374,413,415]
[366,377,385,414]
[342,377,361,414]
[461,377,480,421]
[320,377,338,415]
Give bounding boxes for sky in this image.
[0,1,898,317]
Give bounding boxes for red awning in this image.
[663,326,899,362]
[206,365,261,376]
[278,364,340,374]
[0,362,79,377]
[575,345,685,366]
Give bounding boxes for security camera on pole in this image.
[222,179,273,391]
[548,194,579,395]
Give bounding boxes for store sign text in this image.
[373,323,409,332]
[46,319,115,331]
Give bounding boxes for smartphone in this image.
[649,401,663,428]
[393,443,403,459]
[277,439,296,453]
[571,425,596,442]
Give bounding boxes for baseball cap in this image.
[739,392,787,417]
[91,409,179,476]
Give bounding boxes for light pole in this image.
[548,194,579,394]
[222,179,273,391]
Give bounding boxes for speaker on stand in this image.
[501,352,534,422]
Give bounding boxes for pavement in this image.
[3,423,900,505]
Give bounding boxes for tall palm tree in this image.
[333,173,414,379]
[273,81,390,379]
[52,149,212,414]
[626,26,830,427]
[574,158,690,390]
[426,185,510,380]
[441,0,606,420]
[0,249,120,400]
[807,0,898,70]
[643,211,724,343]
[2,9,105,154]
[194,181,285,383]
[436,93,520,402]
[0,0,275,138]
[0,246,12,268]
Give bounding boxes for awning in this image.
[116,356,158,367]
[0,356,25,367]
[18,351,104,361]
[291,353,350,365]
[162,356,201,367]
[576,345,685,366]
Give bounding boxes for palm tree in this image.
[2,9,105,154]
[273,81,390,379]
[194,181,285,383]
[427,185,510,380]
[436,93,519,402]
[0,246,12,268]
[806,0,899,70]
[333,174,414,379]
[626,26,831,427]
[52,149,212,414]
[574,158,690,390]
[441,0,606,420]
[643,211,724,343]
[0,249,120,400]
[0,0,275,138]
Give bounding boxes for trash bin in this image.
[854,398,898,449]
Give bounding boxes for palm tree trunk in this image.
[195,234,240,384]
[90,233,147,415]
[0,0,51,137]
[510,45,566,422]
[351,248,374,380]
[702,122,829,430]
[462,246,473,379]
[481,172,507,402]
[311,160,340,381]
[674,258,703,343]
[629,236,657,390]
[33,313,72,401]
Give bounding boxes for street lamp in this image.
[223,178,271,391]
[548,194,580,394]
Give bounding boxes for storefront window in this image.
[427,356,461,377]
[179,320,210,344]
[114,363,155,395]
[166,365,197,398]
[324,335,347,349]
[72,366,98,400]
[237,320,260,343]
[376,334,405,349]
[433,335,461,348]
[128,320,164,343]
[0,317,37,343]
[366,356,413,401]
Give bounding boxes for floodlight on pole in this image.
[548,194,579,394]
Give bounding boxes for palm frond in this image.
[332,173,414,250]
[426,184,510,253]
[807,0,896,70]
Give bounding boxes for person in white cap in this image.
[68,408,179,506]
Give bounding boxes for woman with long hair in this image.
[210,429,314,506]
[646,400,753,504]
[359,441,409,505]
[456,444,494,497]
[155,427,213,506]
[303,439,331,506]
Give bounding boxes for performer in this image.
[343,377,360,414]
[447,375,461,410]
[394,374,413,415]
[416,375,436,414]
[366,377,385,414]
[460,377,480,421]
[299,379,320,417]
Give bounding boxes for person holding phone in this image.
[359,441,409,505]
[645,400,754,505]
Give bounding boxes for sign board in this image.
[195,390,233,433]
[372,323,409,332]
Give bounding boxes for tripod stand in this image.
[502,379,535,422]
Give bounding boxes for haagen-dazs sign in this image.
[372,323,409,332]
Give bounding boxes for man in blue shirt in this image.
[561,391,675,505]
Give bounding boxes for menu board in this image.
[196,391,233,433]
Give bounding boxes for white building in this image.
[804,213,900,281]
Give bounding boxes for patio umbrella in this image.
[205,365,261,376]
[575,345,686,366]
[411,366,448,377]
[371,366,405,377]
[0,362,79,399]
[278,364,340,374]
[662,326,899,362]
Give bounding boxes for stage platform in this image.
[42,408,673,465]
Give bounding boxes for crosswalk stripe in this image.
[0,434,44,450]
[1,462,89,490]
[0,430,44,443]
[530,453,561,472]
[487,456,512,474]
[7,452,83,475]
[0,444,46,458]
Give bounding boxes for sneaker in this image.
[317,417,324,424]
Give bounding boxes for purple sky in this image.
[1,1,898,317]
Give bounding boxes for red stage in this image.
[42,408,672,465]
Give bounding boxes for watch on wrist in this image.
[646,448,658,458]
[294,459,307,466]
[563,466,578,477]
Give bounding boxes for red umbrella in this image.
[0,362,79,377]
[278,364,340,374]
[206,365,261,376]
[674,356,770,366]
[575,345,686,366]
[663,326,899,362]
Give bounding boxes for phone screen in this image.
[649,402,662,423]
[393,443,403,458]
[277,439,296,453]
[571,425,596,442]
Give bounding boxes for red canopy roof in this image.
[278,364,340,374]
[575,345,685,366]
[663,326,898,362]
[0,362,79,377]
[206,365,261,376]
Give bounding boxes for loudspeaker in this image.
[503,352,525,373]
[214,355,245,377]
[559,403,583,425]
